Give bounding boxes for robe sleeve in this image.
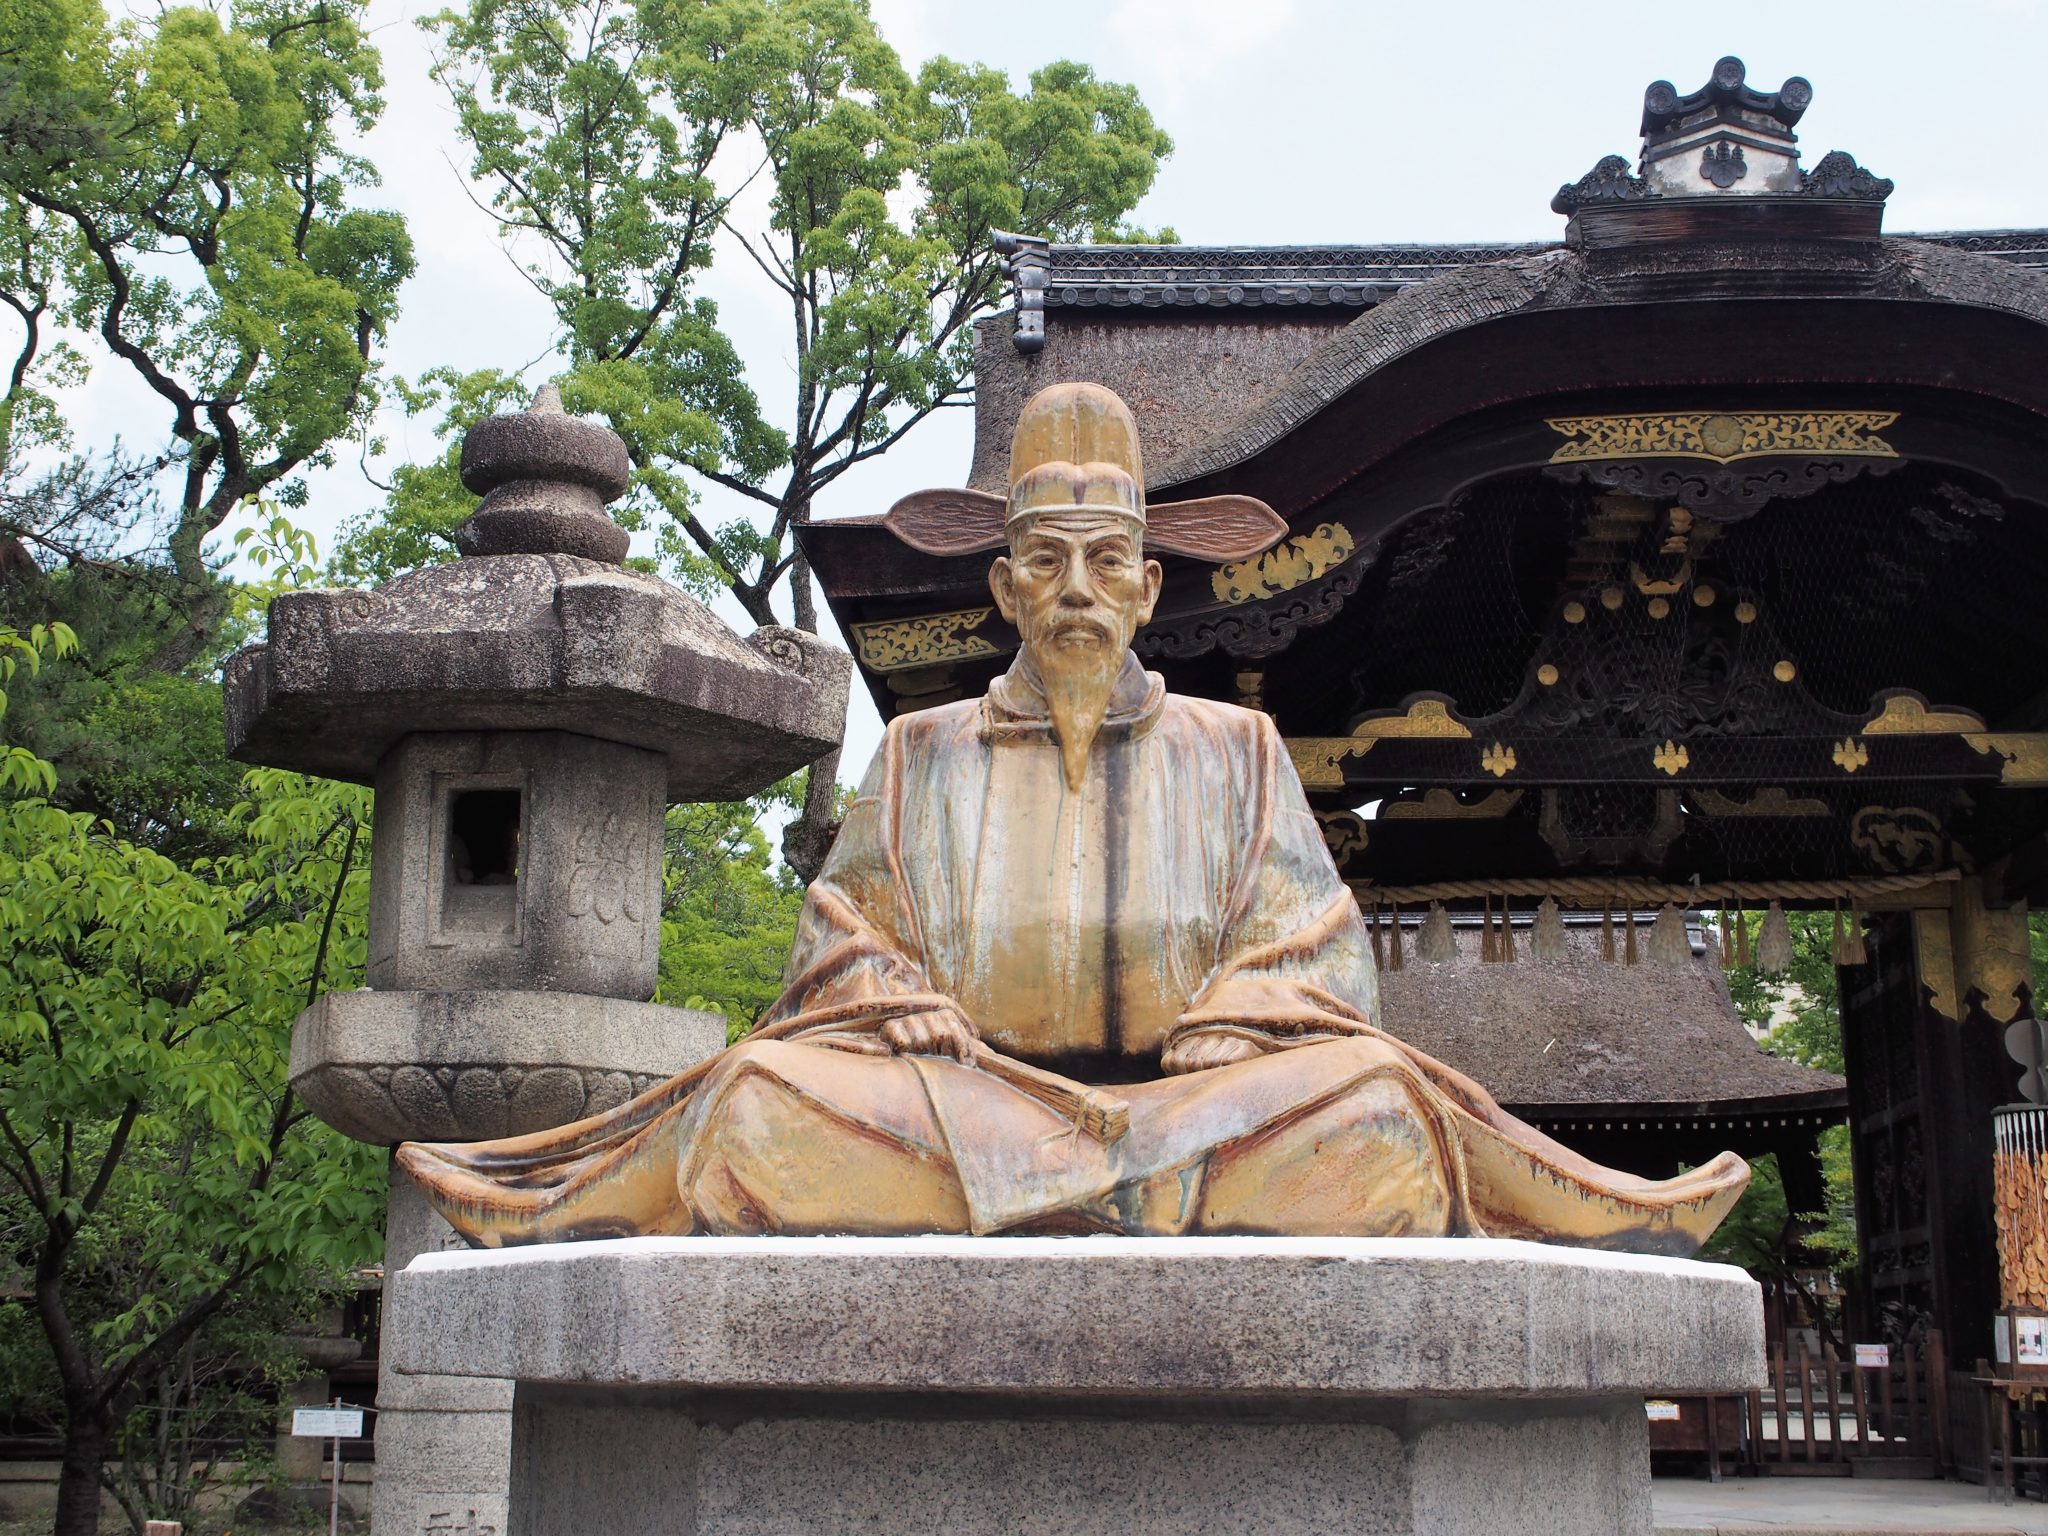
[748,716,959,1047]
[1155,715,1639,1182]
[1164,711,1383,1050]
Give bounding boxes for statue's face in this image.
[989,512,1163,663]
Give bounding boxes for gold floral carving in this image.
[1653,740,1691,776]
[1381,788,1524,820]
[1481,742,1518,778]
[1860,694,1988,735]
[1211,522,1354,604]
[1545,410,1900,466]
[1954,877,2032,1026]
[1286,737,1376,791]
[1833,739,1870,774]
[1966,734,2048,787]
[1692,787,1828,819]
[1351,697,1474,740]
[1287,698,1475,790]
[1630,559,1694,596]
[1850,806,1944,875]
[1316,811,1370,862]
[851,608,1001,673]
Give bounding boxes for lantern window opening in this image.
[450,787,524,887]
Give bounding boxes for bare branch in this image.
[727,223,800,298]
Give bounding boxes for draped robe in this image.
[398,654,1747,1253]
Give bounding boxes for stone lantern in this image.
[223,386,847,1533]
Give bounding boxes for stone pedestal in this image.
[361,995,724,1536]
[389,1236,1763,1536]
[370,1167,515,1536]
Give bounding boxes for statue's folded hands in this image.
[1159,1027,1278,1075]
[878,1004,980,1063]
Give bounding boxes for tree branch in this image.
[0,1104,49,1213]
[688,462,780,509]
[97,1256,257,1412]
[727,223,799,298]
[20,194,198,443]
[70,1099,141,1232]
[304,819,358,1011]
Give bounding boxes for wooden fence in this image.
[1747,1333,1949,1473]
[1656,1333,1952,1477]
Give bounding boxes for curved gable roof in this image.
[1150,235,2048,502]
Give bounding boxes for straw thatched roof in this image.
[1374,919,1844,1115]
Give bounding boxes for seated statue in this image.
[399,383,1747,1254]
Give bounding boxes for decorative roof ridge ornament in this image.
[456,383,633,564]
[1640,56,1810,195]
[1802,149,1895,202]
[1554,56,1890,247]
[994,229,1051,355]
[1641,55,1811,141]
[1551,155,1657,217]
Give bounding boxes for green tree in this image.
[1725,909,1846,1074]
[657,785,808,1032]
[418,0,1172,859]
[0,456,327,866]
[0,0,413,627]
[0,13,410,1523]
[0,671,383,1536]
[0,617,76,792]
[1714,909,1860,1347]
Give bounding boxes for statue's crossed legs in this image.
[679,1035,1464,1238]
[405,1034,1744,1248]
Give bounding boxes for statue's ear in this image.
[882,488,1009,556]
[989,554,1018,622]
[1136,557,1163,626]
[1144,495,1287,562]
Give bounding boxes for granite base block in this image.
[389,1236,1763,1536]
[509,1393,1648,1536]
[370,1385,512,1536]
[372,1172,511,1536]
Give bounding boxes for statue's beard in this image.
[1034,619,1124,793]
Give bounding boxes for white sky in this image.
[52,0,2048,786]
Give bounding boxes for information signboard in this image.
[2018,1314,2048,1366]
[291,1407,364,1439]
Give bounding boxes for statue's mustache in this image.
[1040,608,1116,645]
